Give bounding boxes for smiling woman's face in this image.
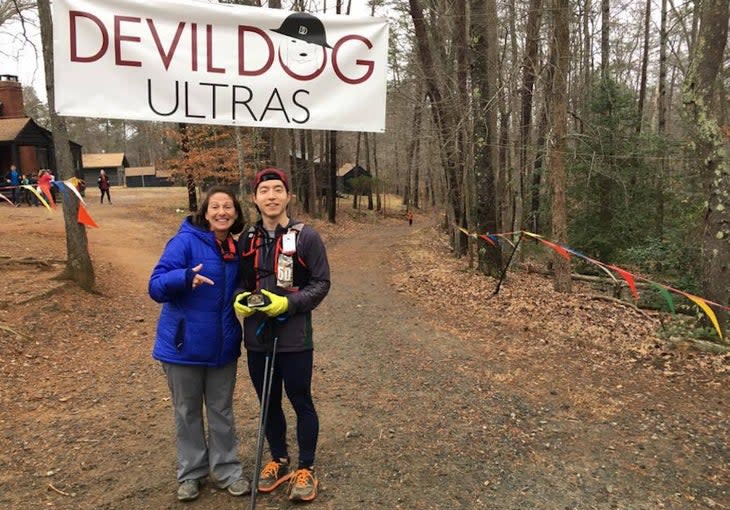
[205,192,237,236]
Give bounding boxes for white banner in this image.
[52,0,389,132]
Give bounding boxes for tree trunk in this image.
[471,0,502,275]
[177,123,198,212]
[364,132,373,210]
[600,0,609,80]
[306,130,318,218]
[636,0,651,133]
[355,131,361,164]
[581,0,592,125]
[530,107,548,233]
[408,0,465,254]
[233,126,253,222]
[297,130,308,213]
[373,134,381,212]
[681,0,730,337]
[655,0,669,240]
[37,0,95,291]
[519,0,542,228]
[405,85,424,209]
[328,130,337,223]
[499,91,512,234]
[38,0,95,291]
[547,0,572,292]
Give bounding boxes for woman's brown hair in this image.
[191,186,245,235]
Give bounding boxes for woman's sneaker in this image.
[177,479,200,501]
[226,478,251,496]
[258,459,291,492]
[288,468,318,502]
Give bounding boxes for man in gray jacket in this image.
[234,167,330,503]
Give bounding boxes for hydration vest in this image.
[238,223,310,292]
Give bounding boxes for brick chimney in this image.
[0,74,24,118]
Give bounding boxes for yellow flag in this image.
[685,294,723,340]
[20,185,51,211]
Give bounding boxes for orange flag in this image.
[77,203,99,228]
[539,239,571,261]
[608,265,639,300]
[38,183,55,209]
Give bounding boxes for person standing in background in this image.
[19,174,32,206]
[98,170,111,204]
[6,164,20,204]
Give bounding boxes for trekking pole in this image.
[493,231,524,295]
[249,333,278,510]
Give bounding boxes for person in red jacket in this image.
[234,167,330,502]
[37,169,54,207]
[98,170,111,204]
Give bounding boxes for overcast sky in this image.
[0,11,45,99]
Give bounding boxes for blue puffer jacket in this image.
[149,217,242,367]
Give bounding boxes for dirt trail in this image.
[1,188,729,510]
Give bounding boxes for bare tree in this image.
[654,0,669,240]
[306,130,318,217]
[519,0,543,230]
[681,0,730,336]
[36,0,94,290]
[0,0,34,28]
[546,0,571,292]
[600,0,609,79]
[408,0,466,254]
[636,0,651,133]
[405,84,424,209]
[472,0,502,274]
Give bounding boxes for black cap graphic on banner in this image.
[272,12,332,48]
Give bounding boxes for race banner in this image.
[52,0,389,132]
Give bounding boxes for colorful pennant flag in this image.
[20,185,51,210]
[495,234,515,248]
[38,183,55,209]
[651,283,676,315]
[0,193,15,206]
[77,203,99,228]
[539,239,571,261]
[608,265,639,301]
[458,226,474,238]
[478,234,497,247]
[683,293,723,340]
[458,225,729,335]
[60,180,86,205]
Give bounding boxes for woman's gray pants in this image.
[162,361,243,486]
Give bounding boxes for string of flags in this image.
[0,181,98,228]
[458,227,729,340]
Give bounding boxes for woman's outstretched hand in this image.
[191,263,214,289]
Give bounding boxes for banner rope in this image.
[456,225,729,339]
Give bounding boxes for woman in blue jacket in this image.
[149,186,249,502]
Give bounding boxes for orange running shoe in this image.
[258,459,291,493]
[288,468,318,502]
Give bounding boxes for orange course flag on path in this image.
[77,203,99,228]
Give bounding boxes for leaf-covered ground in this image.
[1,188,728,509]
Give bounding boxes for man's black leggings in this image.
[247,349,318,468]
